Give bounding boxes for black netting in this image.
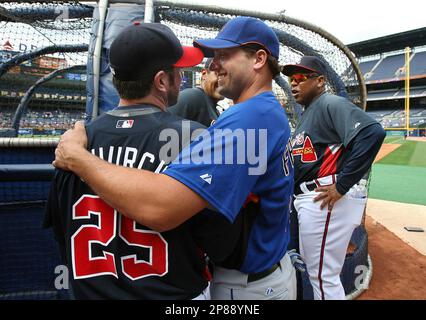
[0,2,365,135]
[0,202,67,300]
[0,1,91,136]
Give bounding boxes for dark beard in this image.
[167,90,178,106]
[166,69,178,106]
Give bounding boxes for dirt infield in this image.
[360,141,426,299]
[407,137,426,142]
[367,199,426,255]
[374,144,401,162]
[357,216,426,300]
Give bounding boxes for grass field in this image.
[383,136,406,144]
[369,164,426,205]
[378,140,426,167]
[369,140,426,205]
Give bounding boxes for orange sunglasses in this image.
[289,73,320,84]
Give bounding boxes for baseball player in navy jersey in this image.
[168,58,223,127]
[282,56,385,300]
[53,17,297,300]
[44,22,220,299]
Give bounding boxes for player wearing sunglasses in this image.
[282,56,385,300]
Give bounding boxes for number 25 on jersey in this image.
[71,195,168,280]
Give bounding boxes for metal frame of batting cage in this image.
[0,0,367,114]
[92,0,367,112]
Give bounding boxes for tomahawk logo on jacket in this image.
[292,131,344,178]
[292,132,318,163]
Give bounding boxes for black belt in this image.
[304,181,317,192]
[247,263,280,283]
[294,181,317,195]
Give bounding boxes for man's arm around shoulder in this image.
[53,121,208,232]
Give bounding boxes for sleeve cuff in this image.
[335,179,349,195]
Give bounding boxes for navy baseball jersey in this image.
[44,105,211,300]
[291,92,377,188]
[168,87,220,127]
[163,91,294,274]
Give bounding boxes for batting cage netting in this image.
[0,1,90,137]
[0,0,370,300]
[0,138,62,299]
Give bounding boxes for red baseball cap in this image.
[175,46,204,68]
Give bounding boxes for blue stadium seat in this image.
[359,60,379,78]
[369,54,405,81]
[367,89,398,101]
[410,51,426,77]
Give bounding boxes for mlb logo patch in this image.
[294,131,305,146]
[116,120,134,129]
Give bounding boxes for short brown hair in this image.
[241,44,281,78]
[112,68,175,100]
[112,75,154,100]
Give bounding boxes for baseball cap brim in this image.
[194,38,242,57]
[173,46,204,68]
[281,64,320,76]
